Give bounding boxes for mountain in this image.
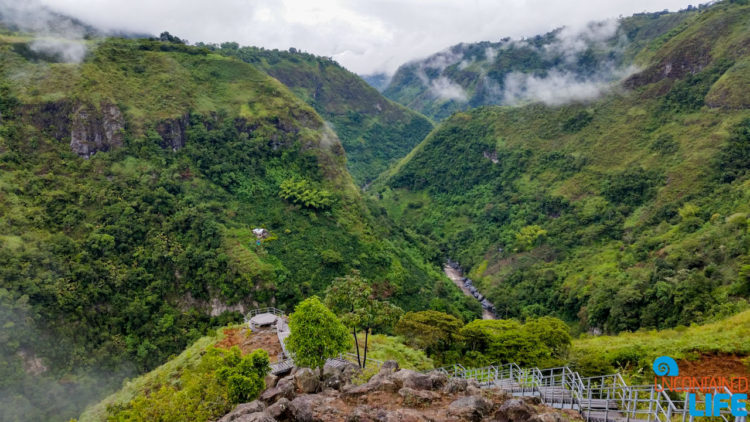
[373,0,750,334]
[0,31,474,421]
[207,45,433,185]
[381,6,702,120]
[361,72,392,92]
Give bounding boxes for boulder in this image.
[294,367,320,393]
[288,394,338,422]
[428,372,448,389]
[233,413,275,422]
[260,378,295,404]
[322,362,359,390]
[391,370,433,390]
[380,360,400,373]
[398,387,440,407]
[266,397,290,420]
[447,395,492,421]
[528,413,565,422]
[265,373,279,389]
[217,400,268,422]
[494,398,536,422]
[443,377,468,394]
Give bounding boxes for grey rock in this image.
[260,378,295,404]
[217,401,267,422]
[294,367,320,393]
[447,395,492,421]
[398,387,439,407]
[70,103,124,158]
[380,360,400,373]
[289,394,324,422]
[494,398,536,422]
[428,372,448,389]
[391,370,432,390]
[156,113,189,151]
[528,413,564,422]
[265,373,279,389]
[266,397,290,420]
[443,377,468,394]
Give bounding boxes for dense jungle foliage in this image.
[203,43,434,185]
[375,0,750,334]
[382,6,702,120]
[0,33,472,421]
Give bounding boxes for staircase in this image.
[428,363,748,422]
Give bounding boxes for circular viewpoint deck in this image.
[248,313,278,329]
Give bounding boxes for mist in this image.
[401,17,638,107]
[0,291,134,421]
[0,0,90,63]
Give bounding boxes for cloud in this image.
[502,66,638,106]
[34,0,695,74]
[0,0,89,63]
[430,76,468,101]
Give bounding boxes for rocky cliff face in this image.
[70,103,125,158]
[156,113,190,151]
[219,361,581,422]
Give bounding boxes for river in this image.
[443,264,495,320]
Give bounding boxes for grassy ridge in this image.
[374,0,750,334]
[212,45,434,185]
[0,35,471,421]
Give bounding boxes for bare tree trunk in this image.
[353,327,362,368]
[363,328,369,369]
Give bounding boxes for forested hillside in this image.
[374,0,750,334]
[381,6,701,120]
[208,44,434,185]
[0,32,473,421]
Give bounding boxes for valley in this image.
[1,0,750,420]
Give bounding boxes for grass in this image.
[78,328,227,422]
[572,310,750,361]
[352,334,434,371]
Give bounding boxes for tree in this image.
[324,271,403,368]
[215,346,270,404]
[395,310,464,358]
[285,297,350,376]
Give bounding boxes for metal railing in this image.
[244,307,285,321]
[424,362,749,422]
[335,352,384,369]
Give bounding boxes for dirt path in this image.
[443,264,495,320]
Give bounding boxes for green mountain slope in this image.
[374,0,750,334]
[381,7,699,120]
[207,45,434,185]
[0,33,471,421]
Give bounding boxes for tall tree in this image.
[324,271,403,368]
[285,297,350,376]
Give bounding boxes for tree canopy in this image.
[285,297,351,372]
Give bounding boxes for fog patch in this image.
[429,76,468,101]
[0,0,90,63]
[502,65,638,106]
[0,292,135,421]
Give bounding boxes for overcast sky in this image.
[38,0,696,75]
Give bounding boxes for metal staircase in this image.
[428,363,747,422]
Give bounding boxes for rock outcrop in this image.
[219,360,582,422]
[156,113,190,151]
[70,103,124,158]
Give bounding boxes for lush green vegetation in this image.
[0,33,471,422]
[374,0,750,335]
[570,309,750,380]
[201,44,434,185]
[285,296,351,373]
[382,8,697,120]
[325,271,403,367]
[394,310,571,368]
